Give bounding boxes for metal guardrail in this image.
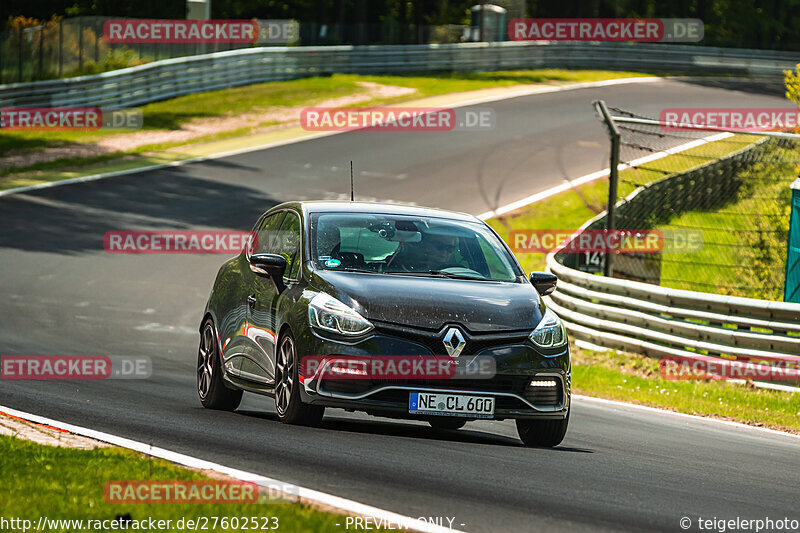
[548,252,800,354]
[545,132,800,387]
[1,41,799,108]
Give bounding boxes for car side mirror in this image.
[250,253,287,292]
[529,272,557,296]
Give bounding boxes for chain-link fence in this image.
[0,17,480,84]
[0,17,272,84]
[580,103,800,301]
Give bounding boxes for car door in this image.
[249,210,304,384]
[239,211,286,384]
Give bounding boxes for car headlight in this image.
[529,308,567,348]
[308,292,374,336]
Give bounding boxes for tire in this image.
[197,319,243,411]
[516,411,569,447]
[428,418,467,431]
[275,330,324,426]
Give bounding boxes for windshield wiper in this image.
[390,270,487,281]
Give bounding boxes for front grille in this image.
[369,376,525,393]
[523,380,563,407]
[321,376,525,395]
[374,322,531,356]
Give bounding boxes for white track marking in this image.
[573,395,800,441]
[0,405,466,533]
[477,132,732,219]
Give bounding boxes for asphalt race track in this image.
[1,77,798,532]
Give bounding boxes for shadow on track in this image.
[0,165,278,254]
[235,409,594,452]
[672,77,787,99]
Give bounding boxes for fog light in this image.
[528,379,557,388]
[327,359,368,376]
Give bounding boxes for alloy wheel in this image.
[275,335,295,416]
[197,324,215,399]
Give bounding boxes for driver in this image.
[424,234,459,270]
[388,232,459,271]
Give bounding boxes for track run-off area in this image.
[1,77,798,532]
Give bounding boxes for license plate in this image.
[409,392,495,418]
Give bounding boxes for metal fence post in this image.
[58,19,63,77]
[38,26,45,78]
[79,17,84,70]
[18,26,23,83]
[95,19,100,63]
[784,177,800,302]
[594,100,621,277]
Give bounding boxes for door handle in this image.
[247,294,257,306]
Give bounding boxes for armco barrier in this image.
[545,137,800,388]
[1,41,799,108]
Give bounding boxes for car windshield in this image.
[310,212,520,282]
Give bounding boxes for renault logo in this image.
[442,327,466,358]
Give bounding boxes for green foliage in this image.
[67,49,148,77]
[733,153,794,300]
[6,0,800,49]
[785,63,800,108]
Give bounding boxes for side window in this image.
[254,212,286,255]
[276,212,302,280]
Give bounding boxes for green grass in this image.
[571,347,800,432]
[486,180,609,274]
[0,69,651,176]
[0,75,362,155]
[486,134,759,274]
[656,142,796,300]
[0,433,354,532]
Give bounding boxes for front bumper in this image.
[297,322,571,421]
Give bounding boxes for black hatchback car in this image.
[198,201,570,447]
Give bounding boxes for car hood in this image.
[309,269,544,332]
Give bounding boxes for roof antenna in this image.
[350,161,355,201]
